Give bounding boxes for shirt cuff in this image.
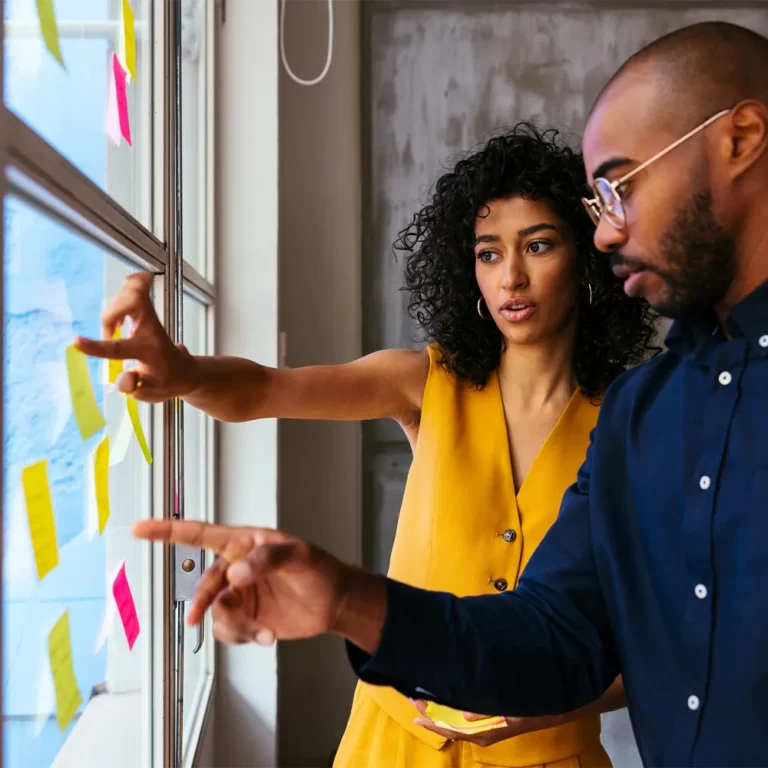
[345,577,446,699]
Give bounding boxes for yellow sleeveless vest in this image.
[354,346,602,766]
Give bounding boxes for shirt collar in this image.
[665,278,768,359]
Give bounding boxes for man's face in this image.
[582,77,735,318]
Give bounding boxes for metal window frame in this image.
[0,1,217,766]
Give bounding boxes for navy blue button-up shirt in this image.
[349,280,768,767]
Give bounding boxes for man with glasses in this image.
[132,21,768,766]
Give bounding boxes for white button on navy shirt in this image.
[759,334,768,348]
[695,584,708,599]
[699,475,711,490]
[718,371,732,386]
[688,695,700,711]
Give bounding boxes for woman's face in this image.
[474,195,580,348]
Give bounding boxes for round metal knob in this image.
[182,558,196,573]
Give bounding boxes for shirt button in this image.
[760,335,768,348]
[493,578,508,592]
[718,371,732,386]
[699,475,711,490]
[502,529,517,542]
[694,584,708,599]
[688,695,700,711]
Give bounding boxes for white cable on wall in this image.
[280,0,334,87]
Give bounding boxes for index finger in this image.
[132,519,256,562]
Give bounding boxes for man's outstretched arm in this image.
[341,443,619,717]
[134,436,619,719]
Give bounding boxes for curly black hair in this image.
[395,122,659,397]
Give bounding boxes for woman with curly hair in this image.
[78,123,657,767]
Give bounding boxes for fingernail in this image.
[228,561,251,585]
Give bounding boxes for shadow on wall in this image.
[212,679,275,767]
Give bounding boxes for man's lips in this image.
[612,263,640,280]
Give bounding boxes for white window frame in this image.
[0,0,218,765]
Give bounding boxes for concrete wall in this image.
[277,1,363,766]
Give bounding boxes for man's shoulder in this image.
[599,349,681,422]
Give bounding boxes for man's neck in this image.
[715,225,768,326]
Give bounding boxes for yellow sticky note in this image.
[122,0,137,83]
[22,460,60,581]
[66,345,106,441]
[35,0,64,68]
[127,397,152,465]
[108,327,124,384]
[94,437,111,534]
[425,703,506,735]
[48,611,83,732]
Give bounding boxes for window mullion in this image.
[6,111,166,269]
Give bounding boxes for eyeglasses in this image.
[581,109,731,230]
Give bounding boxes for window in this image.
[1,1,217,766]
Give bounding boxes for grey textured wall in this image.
[363,4,768,767]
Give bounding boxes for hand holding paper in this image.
[424,702,506,734]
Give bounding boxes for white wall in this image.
[209,0,280,765]
[277,0,363,765]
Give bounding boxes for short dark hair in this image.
[591,22,768,127]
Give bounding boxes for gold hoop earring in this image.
[477,297,489,319]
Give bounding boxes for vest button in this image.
[493,578,508,592]
[502,529,517,542]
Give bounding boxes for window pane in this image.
[181,0,208,275]
[4,0,153,229]
[3,196,152,767]
[181,292,211,755]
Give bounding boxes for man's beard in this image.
[648,189,735,318]
[612,189,735,318]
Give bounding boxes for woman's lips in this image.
[499,305,537,322]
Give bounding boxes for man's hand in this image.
[74,272,198,402]
[412,700,529,747]
[132,520,387,650]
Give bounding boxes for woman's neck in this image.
[497,328,578,411]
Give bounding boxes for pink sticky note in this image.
[105,63,122,146]
[112,53,132,146]
[112,562,140,650]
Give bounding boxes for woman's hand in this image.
[412,699,529,747]
[74,272,198,402]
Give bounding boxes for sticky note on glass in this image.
[106,65,122,147]
[35,0,64,68]
[425,702,506,735]
[112,53,132,146]
[113,562,140,650]
[108,327,124,384]
[22,460,60,581]
[48,611,83,732]
[66,345,106,440]
[121,0,137,83]
[94,437,111,534]
[127,396,152,465]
